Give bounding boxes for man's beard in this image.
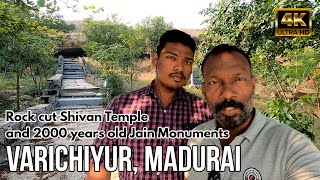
[211,99,253,130]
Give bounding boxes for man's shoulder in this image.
[193,120,215,131]
[113,86,148,100]
[106,86,149,108]
[182,89,206,103]
[254,111,310,144]
[258,112,298,134]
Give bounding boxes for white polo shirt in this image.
[186,110,320,180]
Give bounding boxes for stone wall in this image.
[0,103,55,165]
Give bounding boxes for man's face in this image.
[153,42,194,90]
[201,51,256,130]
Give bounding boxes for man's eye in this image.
[235,77,246,81]
[209,80,220,85]
[167,56,175,60]
[185,61,193,65]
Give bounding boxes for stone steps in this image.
[63,75,85,79]
[61,87,100,93]
[55,105,104,110]
[57,97,104,107]
[64,66,83,70]
[57,58,104,107]
[63,71,84,75]
[60,91,102,97]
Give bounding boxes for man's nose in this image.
[220,83,236,100]
[174,59,184,72]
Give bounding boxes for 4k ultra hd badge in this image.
[275,8,312,36]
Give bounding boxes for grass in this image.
[0,73,43,117]
[85,57,103,76]
[123,72,155,93]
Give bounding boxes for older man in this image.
[186,44,320,180]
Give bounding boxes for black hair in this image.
[201,44,252,74]
[156,29,196,56]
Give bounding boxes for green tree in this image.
[82,17,145,92]
[38,14,76,33]
[199,0,320,139]
[135,16,173,56]
[81,16,174,95]
[0,1,61,110]
[82,16,132,48]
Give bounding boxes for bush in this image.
[104,70,124,99]
[264,96,316,141]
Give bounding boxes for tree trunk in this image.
[30,66,39,95]
[16,73,20,111]
[267,55,288,101]
[39,74,43,96]
[130,57,134,91]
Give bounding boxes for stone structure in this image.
[0,55,104,168]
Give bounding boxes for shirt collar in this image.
[239,109,267,142]
[143,80,155,96]
[143,80,188,100]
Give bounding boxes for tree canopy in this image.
[81,15,173,96]
[0,1,73,110]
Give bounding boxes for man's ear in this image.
[251,75,256,88]
[251,75,257,94]
[151,52,158,69]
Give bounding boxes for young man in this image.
[186,44,320,180]
[86,29,212,180]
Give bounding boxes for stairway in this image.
[63,58,85,79]
[56,58,104,109]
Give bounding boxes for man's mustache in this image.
[169,73,185,80]
[215,99,244,113]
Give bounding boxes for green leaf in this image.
[37,0,45,7]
